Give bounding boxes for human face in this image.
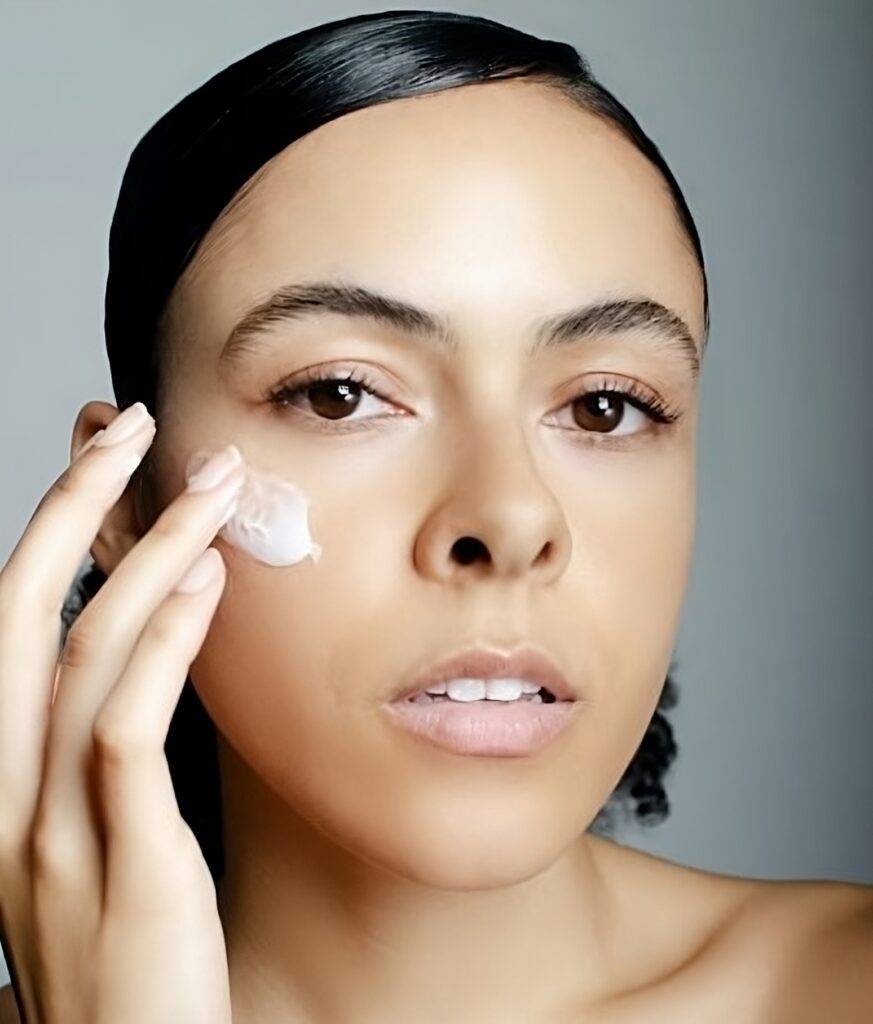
[148,79,704,887]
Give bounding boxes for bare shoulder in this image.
[586,832,762,947]
[728,876,873,1022]
[0,984,20,1024]
[586,835,872,1021]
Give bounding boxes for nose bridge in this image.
[414,412,572,584]
[460,416,546,517]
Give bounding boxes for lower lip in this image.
[381,697,582,756]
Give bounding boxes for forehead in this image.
[177,79,704,352]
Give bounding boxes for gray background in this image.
[2,0,871,987]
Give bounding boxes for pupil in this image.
[572,392,623,433]
[309,380,361,420]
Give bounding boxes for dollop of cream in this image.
[185,449,322,567]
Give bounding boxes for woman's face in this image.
[145,80,704,887]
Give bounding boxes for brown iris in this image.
[571,392,625,433]
[307,379,363,420]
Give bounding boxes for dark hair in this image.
[68,9,701,883]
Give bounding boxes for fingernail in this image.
[218,489,242,527]
[93,403,151,447]
[186,444,244,492]
[72,428,106,462]
[175,548,222,593]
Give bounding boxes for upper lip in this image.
[389,644,579,703]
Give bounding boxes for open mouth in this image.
[383,681,580,757]
[404,684,559,705]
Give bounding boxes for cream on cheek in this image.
[185,448,322,566]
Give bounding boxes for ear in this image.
[70,400,155,576]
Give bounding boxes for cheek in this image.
[592,463,695,679]
[190,540,485,883]
[554,442,696,796]
[185,436,422,764]
[188,501,411,800]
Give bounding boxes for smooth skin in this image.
[1,80,871,1022]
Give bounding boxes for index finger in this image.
[0,404,155,822]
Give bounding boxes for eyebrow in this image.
[218,281,701,378]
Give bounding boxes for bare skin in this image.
[1,79,870,1022]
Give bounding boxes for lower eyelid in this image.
[277,403,409,434]
[543,422,658,452]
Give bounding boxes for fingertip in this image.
[174,547,224,594]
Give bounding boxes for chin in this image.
[329,786,590,892]
[376,833,573,892]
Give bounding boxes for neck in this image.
[215,736,620,1024]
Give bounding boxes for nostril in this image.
[452,536,490,566]
[534,540,553,566]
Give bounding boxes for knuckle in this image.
[29,821,75,885]
[91,715,149,766]
[0,819,28,873]
[49,467,78,504]
[51,466,77,497]
[142,611,186,649]
[148,512,180,543]
[58,617,98,670]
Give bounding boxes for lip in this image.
[380,643,583,757]
[388,644,580,704]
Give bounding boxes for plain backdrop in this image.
[2,0,871,987]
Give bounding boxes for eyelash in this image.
[267,364,683,442]
[268,365,404,435]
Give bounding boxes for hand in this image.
[0,403,244,1023]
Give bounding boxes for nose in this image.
[413,424,572,586]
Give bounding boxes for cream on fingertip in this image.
[184,448,322,567]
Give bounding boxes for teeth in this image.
[482,678,524,701]
[416,677,545,703]
[446,678,486,701]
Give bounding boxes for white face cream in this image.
[185,449,322,567]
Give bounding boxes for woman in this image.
[0,10,869,1022]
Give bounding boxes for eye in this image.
[546,375,681,444]
[268,365,682,443]
[268,364,405,431]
